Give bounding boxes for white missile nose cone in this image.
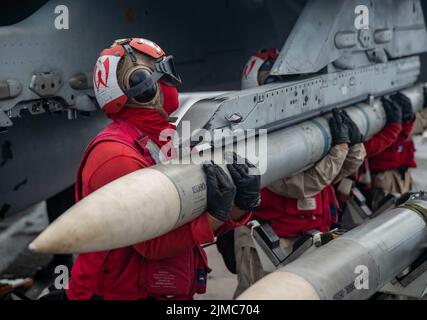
[28,168,182,254]
[28,242,37,252]
[28,230,59,253]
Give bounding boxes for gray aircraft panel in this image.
[0,0,302,126]
[271,0,427,75]
[0,0,303,216]
[5,0,427,300]
[1,0,427,219]
[0,112,109,218]
[177,56,420,146]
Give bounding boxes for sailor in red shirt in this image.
[361,93,416,209]
[65,38,260,300]
[233,50,366,298]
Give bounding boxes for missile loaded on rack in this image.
[28,1,427,299]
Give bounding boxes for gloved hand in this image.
[329,109,350,146]
[391,92,414,123]
[226,152,261,212]
[381,97,402,124]
[203,161,236,222]
[341,110,363,145]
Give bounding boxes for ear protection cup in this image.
[127,68,158,103]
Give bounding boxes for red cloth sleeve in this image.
[363,123,402,157]
[84,141,214,261]
[216,212,254,236]
[134,213,214,260]
[87,155,145,192]
[83,141,148,193]
[401,118,415,138]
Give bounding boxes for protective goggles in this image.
[124,54,181,99]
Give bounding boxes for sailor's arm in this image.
[268,144,349,199]
[364,97,403,157]
[412,87,427,135]
[334,143,366,183]
[268,109,351,199]
[412,108,427,136]
[85,142,226,260]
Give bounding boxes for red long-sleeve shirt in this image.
[363,123,402,157]
[81,141,215,260]
[364,120,416,171]
[69,114,253,300]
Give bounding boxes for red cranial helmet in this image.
[93,38,181,117]
[241,48,279,89]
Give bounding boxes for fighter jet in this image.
[29,0,427,300]
[0,0,304,218]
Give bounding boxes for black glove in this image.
[203,161,236,222]
[329,109,350,146]
[381,97,402,124]
[391,92,414,123]
[226,153,261,212]
[341,110,363,145]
